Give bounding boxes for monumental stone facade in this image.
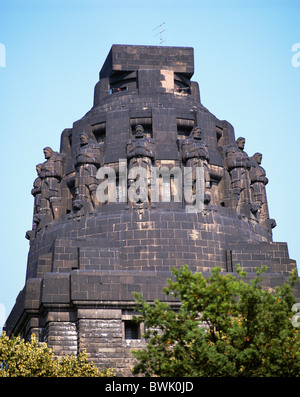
[5,45,298,376]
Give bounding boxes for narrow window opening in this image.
[92,122,106,144]
[124,320,140,340]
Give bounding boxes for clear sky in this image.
[0,0,299,331]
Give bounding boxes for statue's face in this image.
[80,134,88,145]
[135,125,144,138]
[193,128,202,139]
[236,138,245,150]
[255,154,262,164]
[43,148,52,159]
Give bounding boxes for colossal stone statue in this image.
[225,137,255,215]
[39,147,63,222]
[31,163,42,230]
[250,152,276,232]
[126,125,156,206]
[182,126,211,205]
[26,164,43,240]
[74,133,101,212]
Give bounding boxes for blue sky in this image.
[0,0,299,330]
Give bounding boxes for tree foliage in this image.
[0,332,115,377]
[132,265,300,377]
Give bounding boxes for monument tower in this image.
[5,45,298,375]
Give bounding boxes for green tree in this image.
[132,265,300,377]
[0,332,115,377]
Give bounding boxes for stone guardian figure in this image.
[74,132,101,212]
[39,147,63,222]
[182,126,211,205]
[126,125,156,206]
[31,164,43,230]
[25,164,43,240]
[249,152,276,232]
[225,137,255,216]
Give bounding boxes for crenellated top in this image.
[94,45,200,106]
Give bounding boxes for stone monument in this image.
[5,45,298,376]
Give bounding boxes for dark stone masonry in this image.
[5,45,298,376]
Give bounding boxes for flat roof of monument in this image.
[100,44,194,79]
